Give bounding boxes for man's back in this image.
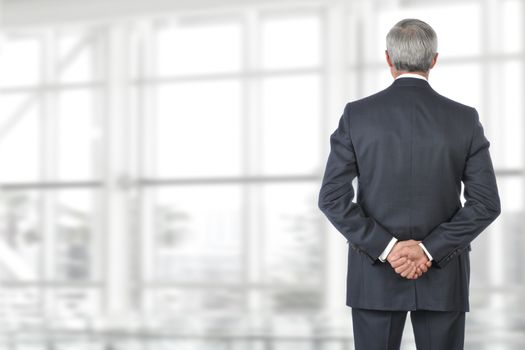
[318,76,500,311]
[349,77,482,243]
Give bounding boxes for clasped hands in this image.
[386,239,432,279]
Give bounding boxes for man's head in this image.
[385,18,438,78]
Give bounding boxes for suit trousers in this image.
[351,307,465,350]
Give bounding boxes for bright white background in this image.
[0,0,522,349]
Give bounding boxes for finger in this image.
[390,257,407,268]
[401,265,416,278]
[400,266,410,277]
[410,270,420,279]
[395,263,411,274]
[426,261,432,267]
[395,263,408,274]
[395,260,414,274]
[400,263,416,277]
[391,256,411,267]
[410,267,422,279]
[410,263,422,278]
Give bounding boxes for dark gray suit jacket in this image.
[318,77,501,312]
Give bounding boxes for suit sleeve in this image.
[421,108,501,268]
[318,103,395,264]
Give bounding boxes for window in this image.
[0,0,522,347]
[0,27,104,329]
[136,11,326,326]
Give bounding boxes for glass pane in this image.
[498,175,523,216]
[57,30,96,83]
[155,20,241,76]
[57,89,100,181]
[496,176,524,285]
[0,36,41,87]
[0,94,41,182]
[261,14,321,69]
[346,12,361,66]
[143,288,244,331]
[470,176,522,285]
[0,287,43,329]
[260,74,321,175]
[469,176,524,338]
[350,68,393,98]
[55,189,99,281]
[153,80,241,177]
[469,223,496,290]
[0,191,41,282]
[373,3,481,62]
[0,189,99,282]
[145,185,242,283]
[476,61,521,170]
[46,288,101,329]
[262,183,323,311]
[430,63,482,110]
[502,0,522,53]
[493,61,523,169]
[346,69,361,102]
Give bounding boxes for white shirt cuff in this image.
[378,237,398,262]
[419,242,433,261]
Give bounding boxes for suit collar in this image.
[395,72,428,81]
[390,77,431,88]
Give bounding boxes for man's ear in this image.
[385,50,393,67]
[430,52,439,69]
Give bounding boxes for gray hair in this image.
[386,18,438,72]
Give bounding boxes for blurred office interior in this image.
[0,0,522,348]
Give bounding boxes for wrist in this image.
[418,242,433,261]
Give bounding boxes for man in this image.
[318,18,501,350]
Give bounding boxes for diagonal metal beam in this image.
[0,241,36,280]
[0,95,37,142]
[56,30,98,75]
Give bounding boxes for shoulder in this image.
[342,85,479,125]
[345,88,392,111]
[429,90,478,117]
[341,88,392,121]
